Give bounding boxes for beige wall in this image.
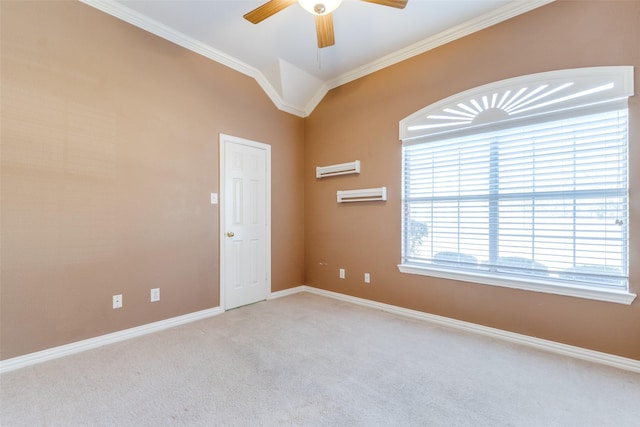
[2,0,639,362]
[0,1,304,359]
[304,0,640,359]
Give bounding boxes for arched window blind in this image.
[399,67,635,304]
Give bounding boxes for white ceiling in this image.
[81,0,553,117]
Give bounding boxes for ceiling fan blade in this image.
[360,0,408,9]
[315,13,335,48]
[243,0,297,24]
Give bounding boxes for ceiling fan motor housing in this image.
[298,0,343,15]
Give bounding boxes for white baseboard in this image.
[0,306,224,374]
[296,285,640,374]
[269,286,306,300]
[3,286,638,375]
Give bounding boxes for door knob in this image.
[226,231,235,237]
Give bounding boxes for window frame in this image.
[398,67,636,305]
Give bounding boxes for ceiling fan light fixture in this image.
[298,0,342,15]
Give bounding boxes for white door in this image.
[220,134,270,310]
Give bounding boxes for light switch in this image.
[211,193,218,204]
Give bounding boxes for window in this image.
[399,67,636,304]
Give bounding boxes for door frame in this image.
[219,133,271,311]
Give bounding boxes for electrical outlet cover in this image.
[112,294,123,309]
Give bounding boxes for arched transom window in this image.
[399,67,635,304]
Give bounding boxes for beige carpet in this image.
[1,292,639,426]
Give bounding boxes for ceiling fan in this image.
[244,0,408,48]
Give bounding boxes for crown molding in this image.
[79,0,255,77]
[253,72,309,117]
[326,0,556,91]
[80,0,555,118]
[302,82,330,116]
[79,0,307,117]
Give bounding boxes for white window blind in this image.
[402,108,629,291]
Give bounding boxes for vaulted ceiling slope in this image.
[80,0,554,117]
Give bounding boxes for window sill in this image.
[397,264,637,305]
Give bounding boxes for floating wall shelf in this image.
[337,187,387,203]
[316,160,360,178]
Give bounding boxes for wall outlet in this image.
[112,294,122,309]
[364,273,370,283]
[150,288,160,302]
[339,268,345,279]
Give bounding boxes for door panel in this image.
[221,135,270,310]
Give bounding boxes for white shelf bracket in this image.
[337,187,387,203]
[316,160,360,178]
